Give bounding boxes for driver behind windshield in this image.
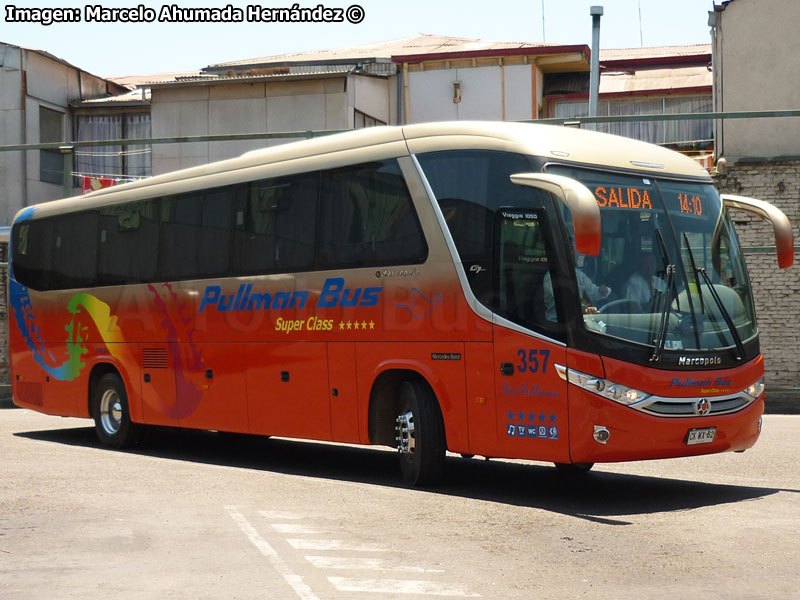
[543,242,611,321]
[623,253,666,310]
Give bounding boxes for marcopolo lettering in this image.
[199,278,382,313]
[678,355,722,367]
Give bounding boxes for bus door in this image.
[245,341,332,440]
[490,208,570,462]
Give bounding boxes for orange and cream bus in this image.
[8,122,794,485]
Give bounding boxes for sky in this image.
[2,0,717,78]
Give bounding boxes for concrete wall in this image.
[0,46,26,226]
[151,76,354,175]
[408,63,540,123]
[714,161,800,395]
[351,75,393,124]
[715,0,800,160]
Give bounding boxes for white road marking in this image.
[287,538,389,552]
[328,577,480,597]
[305,555,444,573]
[271,523,320,534]
[259,510,303,520]
[225,506,320,600]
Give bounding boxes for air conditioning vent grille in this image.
[142,348,168,369]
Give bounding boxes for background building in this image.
[0,42,126,224]
[711,0,800,398]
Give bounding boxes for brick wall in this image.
[714,161,800,399]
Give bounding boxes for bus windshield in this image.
[548,166,758,353]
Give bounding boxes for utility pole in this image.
[589,5,604,127]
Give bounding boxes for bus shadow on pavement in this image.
[16,425,793,525]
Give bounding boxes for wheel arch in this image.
[367,368,446,448]
[87,362,123,420]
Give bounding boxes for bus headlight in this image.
[743,378,765,400]
[565,369,650,406]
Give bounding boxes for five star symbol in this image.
[339,320,375,331]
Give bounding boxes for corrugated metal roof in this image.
[107,71,202,88]
[72,88,151,106]
[140,67,356,88]
[600,44,711,62]
[205,33,560,70]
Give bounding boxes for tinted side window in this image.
[12,219,54,290]
[160,193,202,280]
[233,173,318,274]
[199,188,234,276]
[318,159,427,269]
[50,212,98,289]
[98,199,159,285]
[416,150,536,306]
[159,187,235,280]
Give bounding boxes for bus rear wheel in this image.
[395,380,446,487]
[92,373,138,449]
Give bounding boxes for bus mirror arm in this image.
[510,173,602,256]
[721,194,795,269]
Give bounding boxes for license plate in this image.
[686,427,717,445]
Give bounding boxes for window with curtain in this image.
[75,113,152,180]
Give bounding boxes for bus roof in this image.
[14,121,711,222]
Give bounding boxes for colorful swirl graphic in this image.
[9,281,204,419]
[9,281,128,381]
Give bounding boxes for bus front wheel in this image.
[395,380,446,487]
[92,373,138,449]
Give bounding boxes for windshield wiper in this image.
[682,233,705,315]
[650,264,676,363]
[680,233,744,360]
[695,266,745,361]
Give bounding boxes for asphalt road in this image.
[2,408,799,599]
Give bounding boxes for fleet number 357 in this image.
[516,349,550,374]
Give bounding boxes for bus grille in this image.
[638,395,753,417]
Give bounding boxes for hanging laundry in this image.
[82,176,116,194]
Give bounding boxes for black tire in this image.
[92,373,138,449]
[554,462,594,474]
[397,380,446,486]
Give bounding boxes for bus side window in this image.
[50,212,98,289]
[159,193,203,280]
[12,219,54,291]
[317,159,427,270]
[98,199,158,285]
[233,174,317,275]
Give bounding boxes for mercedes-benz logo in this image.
[695,398,711,416]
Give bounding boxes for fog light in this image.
[593,425,610,445]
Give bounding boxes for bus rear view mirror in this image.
[510,173,601,256]
[721,194,795,269]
